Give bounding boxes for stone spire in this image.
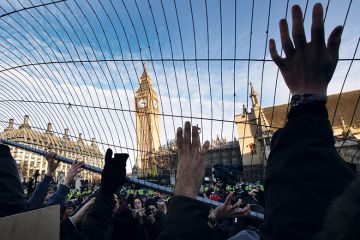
[242,104,247,115]
[249,83,270,133]
[250,82,259,107]
[140,62,151,84]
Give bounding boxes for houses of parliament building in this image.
[1,64,358,182]
[0,116,103,181]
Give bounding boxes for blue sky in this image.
[0,0,358,170]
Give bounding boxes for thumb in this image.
[199,141,210,157]
[105,148,113,164]
[327,25,342,61]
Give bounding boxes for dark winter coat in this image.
[0,144,26,218]
[260,102,354,240]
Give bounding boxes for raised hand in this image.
[175,121,210,199]
[210,192,250,222]
[269,3,342,95]
[100,149,128,196]
[45,152,59,177]
[63,161,84,187]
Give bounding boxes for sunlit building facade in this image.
[235,86,360,174]
[0,115,103,181]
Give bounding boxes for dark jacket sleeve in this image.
[75,193,115,240]
[260,102,354,240]
[47,183,70,208]
[158,196,212,240]
[60,217,78,240]
[27,174,52,209]
[0,144,26,218]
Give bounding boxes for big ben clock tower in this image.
[135,63,160,177]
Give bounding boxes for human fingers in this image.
[191,125,200,151]
[199,140,210,158]
[45,152,56,161]
[231,198,243,210]
[311,3,325,47]
[176,127,184,155]
[105,148,113,164]
[74,165,84,173]
[327,25,342,62]
[292,5,306,49]
[231,204,251,216]
[183,121,191,154]
[280,19,294,57]
[269,39,285,68]
[224,192,234,205]
[75,161,85,167]
[72,159,78,166]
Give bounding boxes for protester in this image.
[262,3,354,240]
[0,144,26,217]
[48,161,84,209]
[27,152,58,209]
[110,194,136,240]
[158,2,355,240]
[132,197,143,212]
[0,2,357,240]
[69,149,128,240]
[27,152,85,211]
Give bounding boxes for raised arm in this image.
[261,3,354,240]
[28,152,58,208]
[47,160,84,207]
[76,149,128,240]
[159,122,211,240]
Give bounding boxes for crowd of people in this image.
[20,162,264,240]
[0,3,359,240]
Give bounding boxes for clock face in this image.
[153,100,158,109]
[138,98,147,108]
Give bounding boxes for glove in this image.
[100,148,128,196]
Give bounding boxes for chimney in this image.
[4,119,14,131]
[24,115,29,124]
[63,129,69,139]
[91,138,96,147]
[19,115,30,129]
[78,133,83,144]
[46,123,53,134]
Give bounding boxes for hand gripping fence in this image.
[0,138,264,221]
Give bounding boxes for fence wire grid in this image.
[0,0,359,183]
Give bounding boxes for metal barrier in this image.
[0,138,264,221]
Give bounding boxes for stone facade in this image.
[0,115,103,181]
[235,85,360,174]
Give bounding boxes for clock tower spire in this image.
[135,63,160,177]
